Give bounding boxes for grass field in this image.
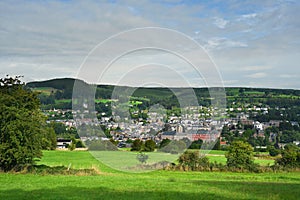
[32,87,56,95]
[0,150,299,200]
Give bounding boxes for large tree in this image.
[225,140,255,170]
[0,76,54,171]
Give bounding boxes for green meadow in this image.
[0,150,299,200]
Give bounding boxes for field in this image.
[31,87,56,95]
[0,151,299,200]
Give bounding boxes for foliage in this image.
[50,121,79,138]
[268,146,281,157]
[159,138,171,149]
[136,152,149,164]
[68,138,76,151]
[109,138,118,146]
[88,140,118,151]
[225,141,255,171]
[159,140,186,154]
[276,144,300,168]
[212,138,221,150]
[143,140,156,152]
[130,139,144,151]
[75,140,85,148]
[178,151,198,170]
[41,126,57,150]
[188,139,203,149]
[0,76,57,171]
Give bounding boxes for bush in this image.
[268,146,281,157]
[276,144,300,168]
[131,139,143,151]
[136,152,149,164]
[143,140,156,152]
[159,138,171,149]
[188,139,203,149]
[75,140,85,148]
[178,151,210,171]
[88,140,118,151]
[159,140,186,154]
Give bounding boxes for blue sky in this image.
[0,0,299,88]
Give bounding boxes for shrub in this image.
[159,140,186,154]
[88,140,118,151]
[143,140,156,152]
[268,146,281,157]
[178,151,210,171]
[276,144,300,168]
[131,139,143,151]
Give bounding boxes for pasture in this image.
[0,150,299,200]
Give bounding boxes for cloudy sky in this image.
[0,0,299,88]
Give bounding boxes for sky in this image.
[0,0,299,89]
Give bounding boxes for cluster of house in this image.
[48,106,299,149]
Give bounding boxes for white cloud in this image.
[204,37,247,51]
[0,0,299,89]
[241,65,272,71]
[246,72,267,79]
[213,17,229,29]
[241,13,257,20]
[279,74,298,78]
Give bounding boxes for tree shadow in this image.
[189,180,300,199]
[0,186,234,200]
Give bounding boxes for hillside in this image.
[26,78,300,103]
[26,78,300,122]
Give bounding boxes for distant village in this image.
[47,104,300,149]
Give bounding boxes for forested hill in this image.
[26,78,300,99]
[26,78,300,122]
[27,78,79,91]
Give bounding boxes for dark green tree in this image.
[75,140,85,148]
[268,146,281,157]
[189,139,203,149]
[159,138,171,149]
[131,139,143,151]
[0,76,52,171]
[143,140,156,152]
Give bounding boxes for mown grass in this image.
[0,150,299,200]
[38,150,275,171]
[1,171,300,200]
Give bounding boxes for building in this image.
[161,131,176,140]
[57,138,72,149]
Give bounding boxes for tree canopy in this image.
[0,76,55,171]
[225,140,255,171]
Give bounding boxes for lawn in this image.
[0,150,299,200]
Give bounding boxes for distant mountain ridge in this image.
[26,77,300,93]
